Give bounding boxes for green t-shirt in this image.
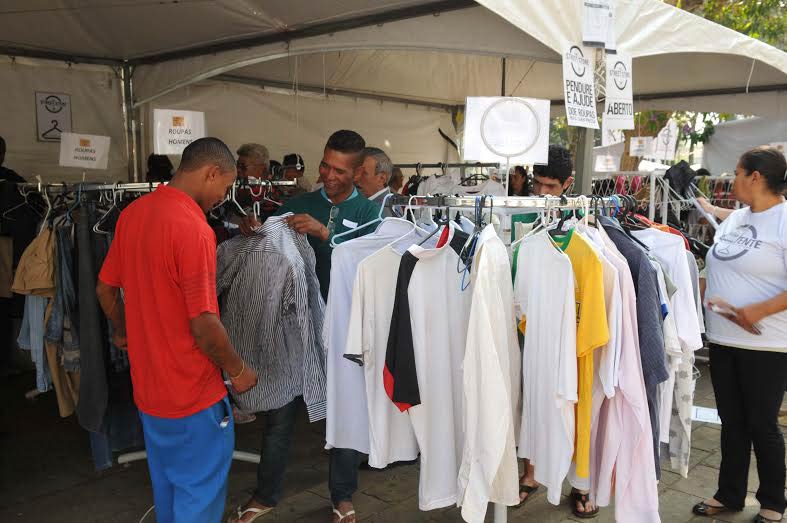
[275,188,381,299]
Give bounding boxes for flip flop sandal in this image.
[516,484,540,508]
[571,490,600,519]
[333,507,356,522]
[227,506,273,523]
[692,501,734,517]
[753,514,784,523]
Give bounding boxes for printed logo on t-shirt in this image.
[712,224,763,261]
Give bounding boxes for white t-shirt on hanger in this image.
[344,246,420,469]
[513,232,578,505]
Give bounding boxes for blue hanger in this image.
[66,183,84,224]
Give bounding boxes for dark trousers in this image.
[710,344,787,514]
[253,397,361,507]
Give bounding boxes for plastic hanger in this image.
[93,183,121,235]
[511,197,556,248]
[330,191,395,248]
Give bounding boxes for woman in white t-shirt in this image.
[693,147,787,523]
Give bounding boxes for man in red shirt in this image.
[96,137,257,523]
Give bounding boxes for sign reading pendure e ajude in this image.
[154,109,206,155]
[563,45,599,129]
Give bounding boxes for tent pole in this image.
[574,127,595,195]
[501,57,507,96]
[121,63,140,182]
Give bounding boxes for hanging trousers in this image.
[709,344,787,515]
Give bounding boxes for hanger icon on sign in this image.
[42,120,63,139]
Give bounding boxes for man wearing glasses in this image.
[232,130,379,523]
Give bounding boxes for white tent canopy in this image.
[702,117,787,176]
[3,0,785,112]
[1,0,786,181]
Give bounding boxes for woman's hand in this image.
[697,197,715,215]
[707,297,762,335]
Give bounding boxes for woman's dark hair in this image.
[739,146,787,194]
[509,165,530,196]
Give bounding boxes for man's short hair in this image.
[236,143,270,167]
[326,130,365,167]
[179,137,236,173]
[362,147,394,184]
[533,145,573,185]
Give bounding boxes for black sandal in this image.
[753,514,784,523]
[516,483,540,507]
[693,501,733,517]
[571,490,599,519]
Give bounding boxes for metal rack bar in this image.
[388,194,607,210]
[394,162,500,169]
[16,179,296,193]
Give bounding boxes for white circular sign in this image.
[480,98,541,158]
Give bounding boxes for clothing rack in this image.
[395,162,501,182]
[394,162,500,170]
[15,179,296,193]
[387,193,613,213]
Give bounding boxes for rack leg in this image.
[117,450,261,465]
[493,502,507,522]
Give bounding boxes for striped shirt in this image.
[216,215,327,421]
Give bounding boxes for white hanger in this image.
[511,197,554,247]
[329,191,393,248]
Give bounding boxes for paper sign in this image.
[595,154,621,172]
[154,109,206,155]
[583,0,612,48]
[603,53,634,130]
[630,136,654,157]
[464,96,550,164]
[36,92,72,142]
[563,45,599,129]
[649,120,679,161]
[605,1,617,52]
[602,124,625,147]
[59,133,110,169]
[692,406,721,425]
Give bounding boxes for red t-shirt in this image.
[99,185,227,418]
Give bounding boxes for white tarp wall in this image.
[141,80,457,185]
[702,117,787,175]
[0,58,128,182]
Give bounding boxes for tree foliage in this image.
[670,0,787,50]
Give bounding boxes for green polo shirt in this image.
[275,188,380,299]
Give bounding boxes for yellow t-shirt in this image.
[552,228,609,478]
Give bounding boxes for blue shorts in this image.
[139,396,234,523]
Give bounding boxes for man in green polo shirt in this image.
[231,130,378,523]
[273,131,380,300]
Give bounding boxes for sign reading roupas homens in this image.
[603,53,634,130]
[59,133,111,169]
[563,45,599,129]
[153,109,206,155]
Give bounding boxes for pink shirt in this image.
[592,226,661,523]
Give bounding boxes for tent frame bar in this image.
[0,45,121,66]
[215,74,456,112]
[127,0,477,66]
